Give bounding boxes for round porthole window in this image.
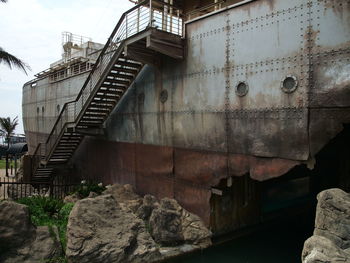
[235,81,249,97]
[281,75,298,93]
[160,89,168,103]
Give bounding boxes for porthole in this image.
[235,81,249,97]
[281,75,298,93]
[160,89,168,103]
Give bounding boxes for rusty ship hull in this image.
[23,0,350,233]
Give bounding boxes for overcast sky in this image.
[0,0,134,134]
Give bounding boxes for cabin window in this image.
[37,107,40,114]
[57,104,60,113]
[42,106,45,114]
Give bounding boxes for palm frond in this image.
[0,0,8,3]
[0,47,30,74]
[0,116,18,137]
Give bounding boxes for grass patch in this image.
[0,159,14,170]
[16,197,74,253]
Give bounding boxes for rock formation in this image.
[302,188,350,263]
[0,201,62,263]
[66,194,160,263]
[65,184,212,263]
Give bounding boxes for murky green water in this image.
[166,218,313,263]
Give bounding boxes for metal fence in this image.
[0,176,77,200]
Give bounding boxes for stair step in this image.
[112,66,139,75]
[97,89,123,95]
[116,60,142,69]
[107,72,134,80]
[103,79,130,86]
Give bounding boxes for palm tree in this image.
[0,116,18,176]
[0,0,30,74]
[0,48,29,74]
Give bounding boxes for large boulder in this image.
[66,194,161,263]
[0,201,62,263]
[0,201,35,249]
[302,189,350,263]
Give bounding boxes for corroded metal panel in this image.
[308,0,350,155]
[172,112,227,152]
[310,0,350,108]
[227,108,309,160]
[134,143,173,176]
[174,148,227,186]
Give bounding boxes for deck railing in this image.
[33,0,183,164]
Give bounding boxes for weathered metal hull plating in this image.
[23,0,350,232]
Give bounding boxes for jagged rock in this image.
[0,201,62,263]
[302,189,350,263]
[149,198,212,247]
[0,201,35,249]
[149,198,184,246]
[66,194,161,263]
[63,192,81,203]
[314,189,350,249]
[181,208,212,248]
[103,183,142,212]
[302,236,350,263]
[136,194,158,220]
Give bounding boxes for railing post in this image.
[149,0,153,27]
[137,6,140,33]
[126,13,129,38]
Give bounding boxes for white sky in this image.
[0,0,134,134]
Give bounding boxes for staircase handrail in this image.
[42,0,151,160]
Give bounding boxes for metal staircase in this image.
[31,0,184,184]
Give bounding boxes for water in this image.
[166,217,313,263]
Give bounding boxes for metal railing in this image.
[32,0,183,166]
[0,176,77,200]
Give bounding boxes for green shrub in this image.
[17,196,64,225]
[16,197,74,253]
